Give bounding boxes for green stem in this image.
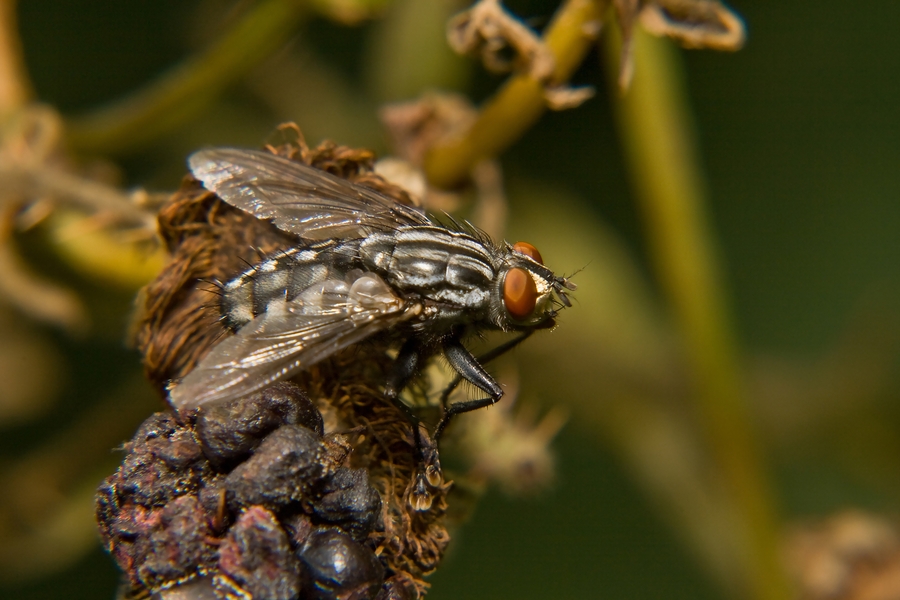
[604,28,789,600]
[65,0,308,155]
[424,0,602,189]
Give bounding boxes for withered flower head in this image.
[104,126,450,599]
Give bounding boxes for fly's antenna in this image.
[565,264,588,284]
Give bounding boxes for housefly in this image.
[168,148,575,509]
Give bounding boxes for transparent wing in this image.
[189,148,431,240]
[169,273,419,411]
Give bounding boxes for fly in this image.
[168,148,576,510]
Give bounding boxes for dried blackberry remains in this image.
[98,127,450,599]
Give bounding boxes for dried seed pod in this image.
[196,382,324,470]
[309,467,383,543]
[375,576,418,600]
[214,506,303,600]
[223,424,328,511]
[96,412,223,590]
[152,576,218,600]
[298,528,385,600]
[98,388,392,597]
[283,512,316,548]
[113,412,212,506]
[137,495,218,590]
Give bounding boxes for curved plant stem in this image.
[424,0,602,189]
[0,0,32,116]
[65,0,308,156]
[604,28,789,600]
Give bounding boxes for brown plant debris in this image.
[380,94,509,239]
[380,93,477,170]
[448,0,554,81]
[614,0,745,89]
[543,84,596,111]
[785,510,900,600]
[123,125,450,597]
[98,385,416,599]
[639,0,745,52]
[447,0,595,111]
[458,399,567,496]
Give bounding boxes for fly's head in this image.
[490,241,576,332]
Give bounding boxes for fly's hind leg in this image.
[384,339,442,511]
[434,332,533,443]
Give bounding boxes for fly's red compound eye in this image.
[512,241,543,264]
[503,268,538,320]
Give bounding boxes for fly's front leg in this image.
[435,337,505,443]
[384,339,442,511]
[437,331,533,415]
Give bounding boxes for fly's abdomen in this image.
[360,228,496,308]
[220,240,362,330]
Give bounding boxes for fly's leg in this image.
[387,333,532,511]
[434,332,532,443]
[384,339,442,511]
[437,331,533,422]
[434,337,506,444]
[383,338,423,424]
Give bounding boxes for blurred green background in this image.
[3,0,899,598]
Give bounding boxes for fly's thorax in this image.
[219,240,362,330]
[359,227,499,314]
